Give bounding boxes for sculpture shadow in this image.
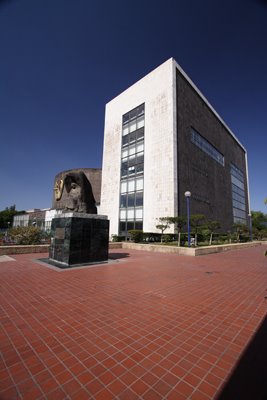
[109,253,130,260]
[216,314,267,400]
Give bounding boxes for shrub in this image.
[128,230,143,243]
[9,226,42,245]
[162,234,173,243]
[111,234,125,242]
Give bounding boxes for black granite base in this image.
[49,213,109,267]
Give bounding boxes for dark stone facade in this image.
[52,168,102,210]
[49,213,109,267]
[176,69,249,231]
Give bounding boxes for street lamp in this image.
[248,213,252,241]
[184,191,191,247]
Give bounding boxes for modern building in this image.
[13,208,58,231]
[100,58,250,237]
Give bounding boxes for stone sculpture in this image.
[54,171,97,214]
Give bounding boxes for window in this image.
[190,128,224,166]
[119,104,145,236]
[230,163,247,224]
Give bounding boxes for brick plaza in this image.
[1,245,266,399]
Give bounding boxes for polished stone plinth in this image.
[49,213,109,267]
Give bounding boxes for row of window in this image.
[230,163,244,183]
[120,192,143,208]
[230,163,247,223]
[121,177,144,193]
[121,153,144,178]
[123,104,144,125]
[120,104,145,236]
[120,221,143,234]
[122,127,144,147]
[191,128,225,166]
[120,208,143,221]
[123,115,144,136]
[122,141,144,158]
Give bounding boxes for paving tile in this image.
[0,246,266,399]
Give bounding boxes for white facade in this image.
[100,58,178,237]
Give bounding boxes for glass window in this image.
[127,209,134,219]
[128,180,135,192]
[122,149,128,158]
[136,177,143,190]
[135,209,143,219]
[136,164,144,174]
[120,221,126,232]
[128,193,135,207]
[120,195,127,208]
[120,104,145,236]
[135,221,143,230]
[129,131,136,143]
[129,145,136,156]
[136,128,144,141]
[136,142,144,153]
[135,192,143,207]
[230,163,247,224]
[190,128,224,166]
[129,120,136,133]
[137,116,144,129]
[122,125,129,136]
[120,210,126,220]
[122,135,128,146]
[127,221,134,231]
[121,181,127,193]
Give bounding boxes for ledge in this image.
[0,241,265,256]
[110,241,264,256]
[0,244,50,256]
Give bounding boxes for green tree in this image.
[251,211,267,231]
[156,217,170,243]
[232,223,247,242]
[190,214,206,246]
[0,205,25,229]
[128,230,143,243]
[206,220,221,245]
[166,216,186,246]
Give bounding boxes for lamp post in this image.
[248,213,252,242]
[184,191,191,247]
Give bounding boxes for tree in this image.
[166,216,186,246]
[251,211,267,231]
[156,217,170,243]
[232,222,247,242]
[265,198,267,206]
[190,214,206,246]
[0,205,24,229]
[206,220,221,245]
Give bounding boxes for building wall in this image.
[101,58,249,236]
[176,69,249,231]
[100,59,177,236]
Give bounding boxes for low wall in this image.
[0,245,50,256]
[0,241,265,257]
[113,241,263,256]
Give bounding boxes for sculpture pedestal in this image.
[49,213,109,267]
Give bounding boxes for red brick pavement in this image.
[0,245,266,399]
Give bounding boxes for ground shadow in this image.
[216,315,267,400]
[108,253,130,260]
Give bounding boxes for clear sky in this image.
[0,0,266,213]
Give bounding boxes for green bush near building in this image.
[9,226,43,245]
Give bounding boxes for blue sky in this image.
[0,0,266,212]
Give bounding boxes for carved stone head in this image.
[63,172,97,214]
